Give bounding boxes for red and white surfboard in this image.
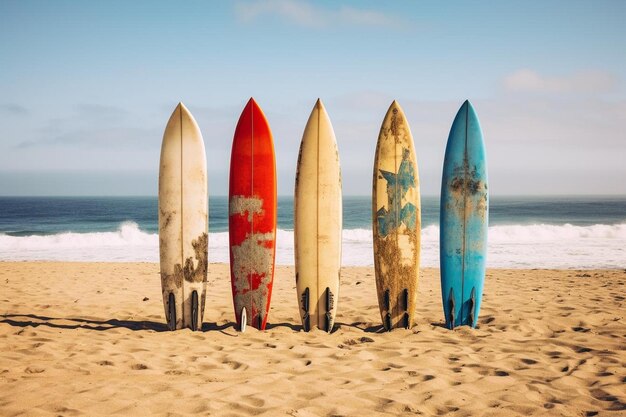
[228,98,277,331]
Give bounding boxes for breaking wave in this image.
[0,221,624,268]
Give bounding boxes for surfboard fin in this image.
[324,287,333,333]
[301,287,310,332]
[240,307,247,333]
[384,314,392,331]
[469,287,476,328]
[167,292,176,331]
[191,290,199,331]
[447,288,456,330]
[324,313,332,333]
[402,288,410,329]
[383,289,391,331]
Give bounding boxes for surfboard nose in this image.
[460,100,480,120]
[386,100,405,116]
[247,97,269,119]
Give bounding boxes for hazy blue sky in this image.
[1,0,624,196]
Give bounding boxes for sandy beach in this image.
[0,262,624,416]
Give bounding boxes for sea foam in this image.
[0,221,624,268]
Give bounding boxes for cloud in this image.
[75,104,130,122]
[3,91,625,195]
[0,104,28,115]
[332,91,394,114]
[320,91,626,194]
[235,0,402,29]
[502,69,618,94]
[9,103,145,150]
[14,127,159,149]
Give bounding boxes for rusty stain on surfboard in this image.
[230,195,264,222]
[183,232,208,283]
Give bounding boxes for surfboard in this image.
[294,99,342,333]
[229,98,277,331]
[158,102,208,331]
[440,100,488,329]
[372,101,421,331]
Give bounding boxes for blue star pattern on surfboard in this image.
[376,148,417,237]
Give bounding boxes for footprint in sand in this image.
[165,370,186,375]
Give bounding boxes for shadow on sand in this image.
[1,314,429,334]
[335,321,386,333]
[1,313,169,332]
[0,313,236,334]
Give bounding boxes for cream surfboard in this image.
[294,99,342,333]
[372,101,420,331]
[158,102,208,331]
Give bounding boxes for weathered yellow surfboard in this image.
[158,102,208,331]
[294,99,342,333]
[372,101,420,330]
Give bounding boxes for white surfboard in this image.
[294,99,342,332]
[158,102,208,331]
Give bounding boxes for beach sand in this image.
[0,262,624,416]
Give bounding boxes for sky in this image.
[0,0,625,196]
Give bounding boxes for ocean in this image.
[0,196,624,269]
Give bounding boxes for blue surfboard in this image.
[440,100,488,329]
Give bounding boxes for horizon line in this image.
[0,194,625,198]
